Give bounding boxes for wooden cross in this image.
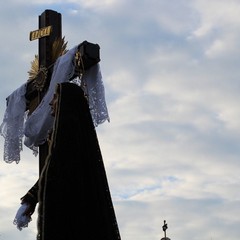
[26,9,62,174]
[25,10,100,175]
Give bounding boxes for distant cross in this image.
[26,9,62,174]
[161,220,171,240]
[163,220,168,238]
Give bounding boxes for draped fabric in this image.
[0,44,110,163]
[23,46,78,151]
[24,44,110,151]
[0,83,27,163]
[37,82,121,240]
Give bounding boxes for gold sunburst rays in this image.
[28,54,39,81]
[52,36,68,61]
[28,36,68,82]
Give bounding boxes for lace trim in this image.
[0,84,27,163]
[0,45,110,163]
[13,203,32,230]
[81,63,110,127]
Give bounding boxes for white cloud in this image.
[1,1,240,240]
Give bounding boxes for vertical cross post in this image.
[38,10,62,174]
[38,9,62,83]
[27,9,62,174]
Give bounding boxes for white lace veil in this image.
[81,62,110,126]
[0,44,110,163]
[0,83,27,163]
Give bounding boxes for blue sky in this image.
[1,0,240,239]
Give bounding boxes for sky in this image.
[1,0,240,239]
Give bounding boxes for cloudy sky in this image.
[1,0,240,239]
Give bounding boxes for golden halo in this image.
[28,36,68,81]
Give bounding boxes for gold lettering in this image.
[29,26,52,41]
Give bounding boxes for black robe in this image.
[37,82,121,240]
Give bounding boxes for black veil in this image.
[37,82,121,240]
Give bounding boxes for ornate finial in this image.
[161,220,171,240]
[162,220,168,233]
